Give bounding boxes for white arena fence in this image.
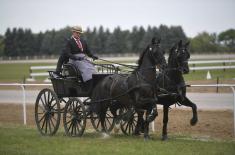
[0,83,235,136]
[26,59,235,82]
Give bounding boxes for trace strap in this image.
[98,58,137,69]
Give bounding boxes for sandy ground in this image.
[0,103,233,140]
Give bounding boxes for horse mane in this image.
[168,43,177,64]
[137,46,149,69]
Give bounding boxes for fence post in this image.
[230,86,235,136]
[26,67,35,82]
[20,85,27,125]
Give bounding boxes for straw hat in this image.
[71,26,83,34]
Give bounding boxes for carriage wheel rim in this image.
[63,98,86,137]
[35,88,61,136]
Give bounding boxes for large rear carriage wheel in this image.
[63,98,86,137]
[35,88,61,136]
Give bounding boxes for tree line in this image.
[0,25,234,57]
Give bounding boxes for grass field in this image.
[0,63,53,82]
[0,123,235,155]
[0,62,235,82]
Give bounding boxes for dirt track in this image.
[0,103,233,140]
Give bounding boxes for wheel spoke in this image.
[131,123,134,134]
[45,117,48,134]
[106,113,112,118]
[49,116,55,129]
[71,122,75,135]
[43,92,47,106]
[76,123,81,133]
[40,98,46,109]
[96,119,101,129]
[37,112,45,115]
[105,117,112,127]
[41,116,46,131]
[38,113,46,123]
[128,124,131,135]
[68,121,73,132]
[77,122,83,130]
[124,123,129,133]
[72,102,75,111]
[47,91,51,106]
[74,121,77,136]
[65,119,72,125]
[48,117,52,134]
[51,100,57,108]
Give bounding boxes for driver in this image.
[55,25,98,86]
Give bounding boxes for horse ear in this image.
[178,40,183,47]
[157,38,161,44]
[151,37,156,44]
[185,41,190,48]
[171,43,177,51]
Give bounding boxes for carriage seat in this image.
[62,63,83,82]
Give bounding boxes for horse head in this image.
[169,40,190,74]
[146,37,167,70]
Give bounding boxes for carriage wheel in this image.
[90,107,115,133]
[35,88,61,136]
[63,98,86,137]
[120,110,138,136]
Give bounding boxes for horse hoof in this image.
[133,132,141,136]
[161,135,168,141]
[190,117,198,126]
[101,132,110,139]
[144,135,150,141]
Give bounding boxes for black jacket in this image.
[56,37,95,73]
[64,37,94,58]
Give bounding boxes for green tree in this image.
[218,29,235,51]
[0,35,4,56]
[190,32,221,53]
[40,30,55,55]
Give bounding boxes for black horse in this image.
[90,38,167,139]
[135,40,198,140]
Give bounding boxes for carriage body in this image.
[49,72,113,98]
[50,63,118,98]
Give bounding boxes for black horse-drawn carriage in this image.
[35,62,135,137]
[35,39,197,140]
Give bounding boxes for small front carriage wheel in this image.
[90,107,115,133]
[35,88,61,136]
[120,109,138,136]
[63,98,87,137]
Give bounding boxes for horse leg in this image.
[162,105,169,141]
[100,105,109,133]
[180,97,198,126]
[134,110,144,135]
[143,119,150,140]
[110,104,120,134]
[146,102,158,122]
[144,107,154,140]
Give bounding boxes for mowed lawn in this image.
[0,124,235,155]
[0,63,54,82]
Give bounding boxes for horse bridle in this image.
[175,48,190,73]
[148,44,166,70]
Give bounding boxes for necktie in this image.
[74,38,83,51]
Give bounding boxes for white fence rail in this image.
[27,59,235,81]
[0,83,235,136]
